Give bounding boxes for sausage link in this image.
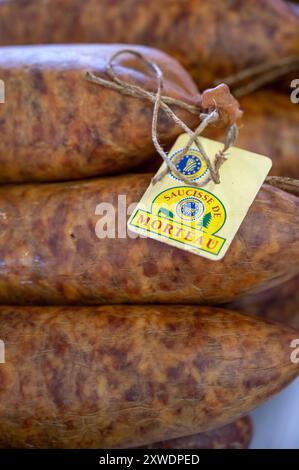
[0,174,298,305]
[0,305,297,448]
[0,1,298,87]
[0,44,200,182]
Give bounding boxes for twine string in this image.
[86,49,238,187]
[216,56,299,97]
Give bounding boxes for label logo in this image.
[130,186,226,256]
[168,147,209,182]
[176,197,205,222]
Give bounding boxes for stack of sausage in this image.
[0,0,298,449]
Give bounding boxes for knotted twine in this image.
[86,49,238,188]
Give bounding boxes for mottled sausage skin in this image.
[138,416,252,449]
[0,174,298,305]
[205,91,299,179]
[0,305,297,448]
[227,274,299,331]
[0,44,201,182]
[0,1,298,88]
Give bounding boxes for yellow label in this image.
[128,135,272,260]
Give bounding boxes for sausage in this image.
[227,274,299,331]
[0,44,201,183]
[0,174,298,305]
[137,417,252,449]
[204,91,299,179]
[0,1,298,88]
[0,44,241,183]
[0,305,297,448]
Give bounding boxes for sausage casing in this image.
[0,0,298,87]
[0,174,298,305]
[0,305,297,448]
[0,44,200,182]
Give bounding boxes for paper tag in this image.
[128,134,272,260]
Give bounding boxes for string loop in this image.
[86,49,238,187]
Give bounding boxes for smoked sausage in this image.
[0,174,298,305]
[0,44,240,183]
[0,44,199,182]
[0,1,298,88]
[0,305,297,448]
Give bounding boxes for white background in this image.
[250,377,299,449]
